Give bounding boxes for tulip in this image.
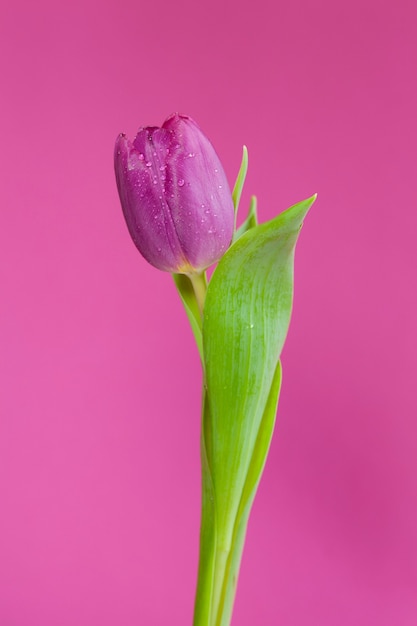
[114,113,235,274]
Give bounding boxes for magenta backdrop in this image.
[1,0,416,624]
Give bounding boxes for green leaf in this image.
[193,363,282,626]
[193,194,316,625]
[214,359,282,626]
[232,146,248,223]
[233,195,258,243]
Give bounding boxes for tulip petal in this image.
[115,132,190,272]
[115,114,235,273]
[162,114,235,271]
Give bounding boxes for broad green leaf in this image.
[232,146,248,223]
[194,194,316,625]
[204,195,315,535]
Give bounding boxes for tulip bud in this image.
[114,113,235,274]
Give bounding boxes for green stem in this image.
[193,389,217,626]
[193,393,244,626]
[187,271,207,318]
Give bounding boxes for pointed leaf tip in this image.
[232,147,249,218]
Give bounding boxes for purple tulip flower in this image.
[114,113,235,274]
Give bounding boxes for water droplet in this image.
[138,153,144,160]
[250,323,254,329]
[187,152,195,158]
[214,168,218,173]
[218,185,223,189]
[159,165,166,171]
[178,179,185,187]
[145,161,152,167]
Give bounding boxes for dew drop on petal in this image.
[146,161,152,167]
[138,153,144,160]
[178,179,185,187]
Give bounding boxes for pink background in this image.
[1,0,416,624]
